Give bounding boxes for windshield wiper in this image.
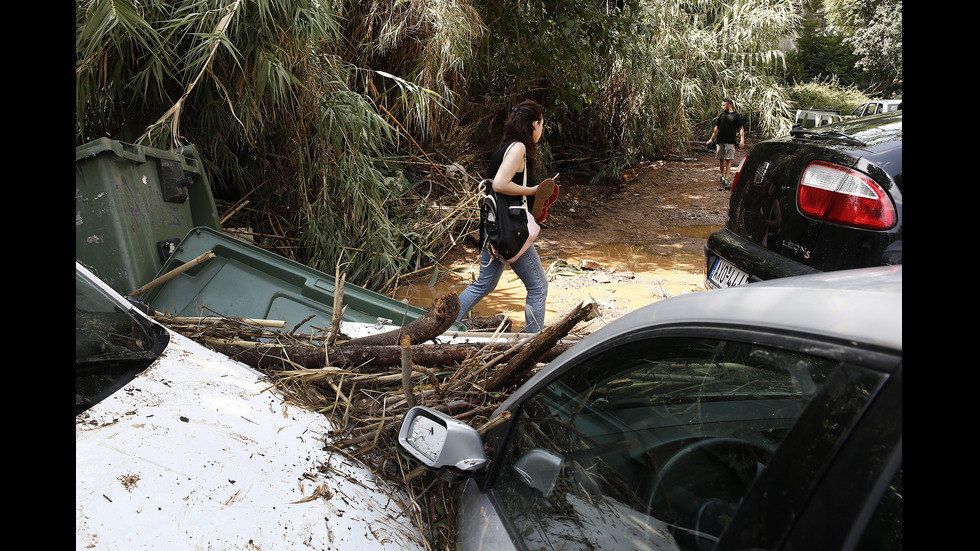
[790,126,867,147]
[76,350,157,367]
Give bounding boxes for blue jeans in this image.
[456,243,548,333]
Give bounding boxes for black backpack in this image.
[480,178,530,263]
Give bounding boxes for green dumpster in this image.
[140,226,466,334]
[75,138,220,295]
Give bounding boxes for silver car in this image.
[399,267,902,551]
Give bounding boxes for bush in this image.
[786,77,871,115]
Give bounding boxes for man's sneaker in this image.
[721,176,731,190]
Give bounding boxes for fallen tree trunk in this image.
[180,296,592,373]
[205,339,574,371]
[346,293,460,346]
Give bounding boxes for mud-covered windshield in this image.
[75,269,168,414]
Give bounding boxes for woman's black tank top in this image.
[487,141,526,189]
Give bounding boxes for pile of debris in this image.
[158,292,597,546]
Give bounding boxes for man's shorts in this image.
[715,143,736,160]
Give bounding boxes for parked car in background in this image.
[792,108,842,128]
[76,261,425,551]
[849,99,902,118]
[704,111,901,288]
[398,267,903,551]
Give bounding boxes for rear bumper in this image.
[704,228,820,288]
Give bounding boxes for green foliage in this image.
[824,0,902,96]
[639,0,801,143]
[464,0,800,184]
[786,19,865,88]
[786,76,871,114]
[76,0,472,291]
[76,0,809,293]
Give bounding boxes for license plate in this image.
[709,258,750,288]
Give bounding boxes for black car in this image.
[705,112,902,288]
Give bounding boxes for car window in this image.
[856,466,902,551]
[493,336,840,551]
[76,270,167,414]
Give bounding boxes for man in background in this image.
[707,98,745,190]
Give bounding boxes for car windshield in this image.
[494,336,839,551]
[76,269,167,414]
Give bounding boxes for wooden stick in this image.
[130,250,216,296]
[485,299,597,392]
[328,261,346,346]
[153,314,285,328]
[401,335,416,409]
[345,294,460,346]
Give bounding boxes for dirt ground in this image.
[395,147,746,334]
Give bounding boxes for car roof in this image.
[506,267,901,405]
[640,266,901,348]
[612,266,900,348]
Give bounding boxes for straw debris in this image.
[157,294,597,549]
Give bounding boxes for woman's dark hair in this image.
[500,100,543,172]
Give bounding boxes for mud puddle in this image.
[393,223,721,332]
[392,150,734,333]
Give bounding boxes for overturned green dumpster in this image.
[76,138,463,334]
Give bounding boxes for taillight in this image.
[797,161,897,230]
[730,155,746,193]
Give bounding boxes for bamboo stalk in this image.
[220,199,250,226]
[130,250,216,296]
[155,314,286,328]
[328,261,346,346]
[401,335,416,409]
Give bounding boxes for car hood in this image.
[76,266,424,550]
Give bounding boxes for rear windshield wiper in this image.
[790,126,867,147]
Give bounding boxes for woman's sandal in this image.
[531,178,557,220]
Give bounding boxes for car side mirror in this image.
[398,406,487,474]
[512,448,563,497]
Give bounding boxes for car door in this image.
[461,326,901,551]
[717,364,902,550]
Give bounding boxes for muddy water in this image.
[392,223,722,328]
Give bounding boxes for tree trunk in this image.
[206,340,574,371]
[346,293,460,346]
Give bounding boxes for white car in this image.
[849,99,901,117]
[76,262,424,550]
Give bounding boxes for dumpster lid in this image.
[140,227,466,335]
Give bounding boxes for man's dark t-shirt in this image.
[715,111,745,144]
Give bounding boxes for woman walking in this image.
[456,100,553,333]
